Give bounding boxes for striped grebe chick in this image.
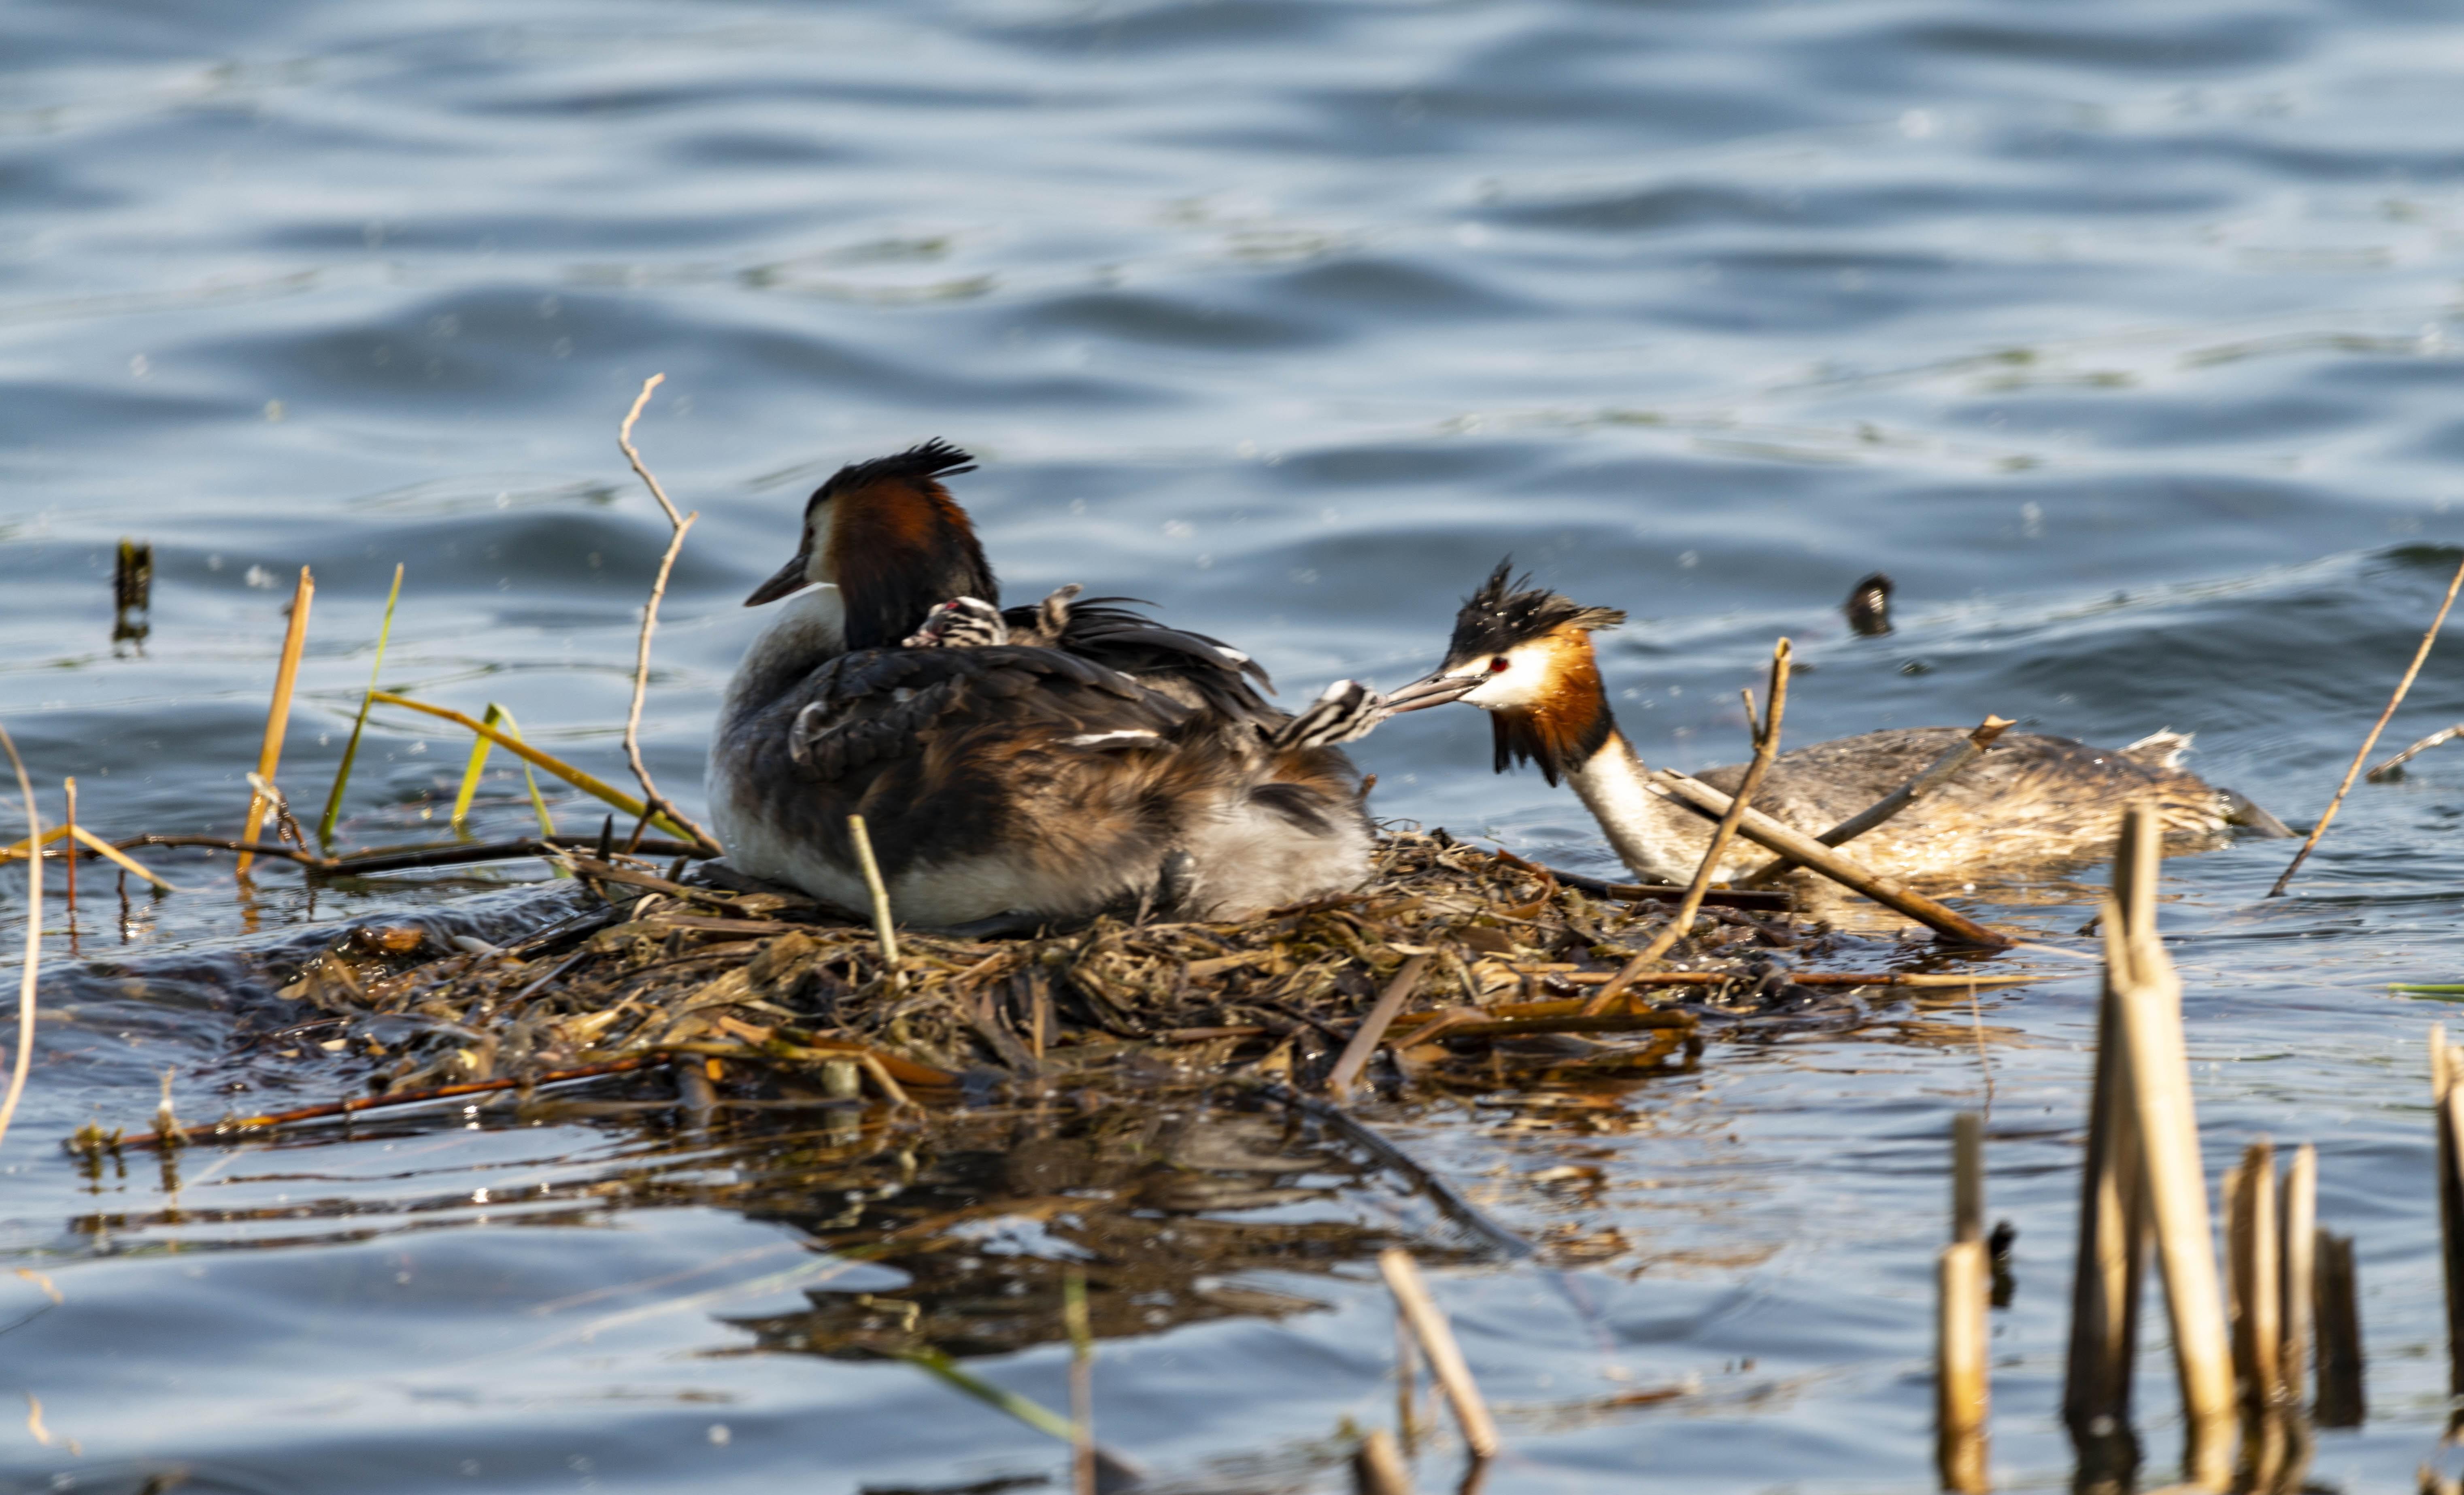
[706,442,1468,931]
[1397,562,2290,887]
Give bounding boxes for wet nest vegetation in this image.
[87,828,2031,1164]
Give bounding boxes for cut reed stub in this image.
[1352,1428,1414,1495]
[1937,1237,1991,1493]
[2312,1229,2364,1429]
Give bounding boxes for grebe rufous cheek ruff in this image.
[1394,560,2290,887]
[705,443,1470,932]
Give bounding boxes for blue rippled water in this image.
[6,0,2464,1490]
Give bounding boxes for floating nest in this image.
[87,828,2035,1158]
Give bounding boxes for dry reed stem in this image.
[370,693,696,838]
[2107,804,2235,1489]
[2269,550,2464,896]
[0,726,38,1155]
[1737,713,2011,888]
[317,561,402,851]
[2445,1083,2464,1398]
[238,567,313,876]
[2062,946,2147,1461]
[614,375,721,858]
[2227,1139,2283,1408]
[2281,1144,2316,1404]
[1378,1247,1498,1461]
[1630,639,1791,972]
[110,1056,662,1149]
[68,826,176,892]
[1326,953,1430,1099]
[1353,1429,1414,1495]
[1953,1111,1984,1245]
[1937,1237,1991,1493]
[1645,769,2010,946]
[2366,723,2463,781]
[847,814,899,974]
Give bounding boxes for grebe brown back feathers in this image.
[1401,562,2289,887]
[707,444,1462,930]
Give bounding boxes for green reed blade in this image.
[896,1348,1078,1444]
[316,563,403,853]
[2391,983,2464,997]
[368,691,692,841]
[450,704,508,836]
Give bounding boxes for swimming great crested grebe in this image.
[1396,562,2290,887]
[706,442,1469,930]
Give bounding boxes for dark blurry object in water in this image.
[1844,572,1892,636]
[1988,1219,2017,1309]
[113,538,152,649]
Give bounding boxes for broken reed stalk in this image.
[2311,1230,2364,1428]
[2062,939,2149,1472]
[615,375,721,858]
[2268,549,2464,897]
[2366,723,2463,780]
[2281,1145,2317,1431]
[1737,713,2013,888]
[1953,1111,1984,1246]
[1937,1236,1991,1494]
[1644,769,2010,946]
[2438,1025,2464,1397]
[1378,1247,1498,1462]
[2226,1139,2283,1409]
[1353,1427,1414,1495]
[1063,1268,1095,1495]
[317,561,402,852]
[1326,953,1430,1100]
[2107,802,2236,1490]
[847,814,899,975]
[0,725,39,1155]
[1626,639,1791,974]
[237,566,313,876]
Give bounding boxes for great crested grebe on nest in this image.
[706,442,1470,932]
[1395,561,2292,888]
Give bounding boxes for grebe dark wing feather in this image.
[1003,593,1278,723]
[782,644,1180,782]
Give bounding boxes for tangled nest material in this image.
[219,829,1913,1123]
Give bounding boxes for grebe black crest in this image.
[1399,559,2290,886]
[706,445,1466,932]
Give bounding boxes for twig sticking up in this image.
[1734,714,2012,888]
[2269,550,2464,896]
[2367,723,2464,781]
[2438,1025,2464,1398]
[847,814,899,975]
[238,567,313,876]
[614,375,722,858]
[1378,1248,1498,1462]
[0,725,38,1155]
[1607,640,1791,991]
[2280,1144,2317,1406]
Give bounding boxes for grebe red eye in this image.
[1488,657,1509,673]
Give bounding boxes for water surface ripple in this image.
[6,0,2464,1490]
